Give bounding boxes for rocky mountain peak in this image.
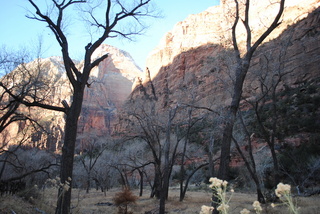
[1,44,142,151]
[91,44,142,81]
[80,44,143,136]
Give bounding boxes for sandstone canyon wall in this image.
[1,44,142,151]
[137,0,320,112]
[78,45,142,137]
[2,0,320,153]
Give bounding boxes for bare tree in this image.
[232,113,266,203]
[247,45,291,187]
[120,98,164,199]
[120,86,186,213]
[0,46,46,134]
[0,46,61,190]
[217,0,285,180]
[74,149,119,194]
[159,106,179,214]
[238,20,296,190]
[0,142,58,195]
[18,1,156,213]
[177,107,213,201]
[76,135,107,193]
[118,139,155,196]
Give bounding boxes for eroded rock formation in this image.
[136,0,320,111]
[0,44,142,151]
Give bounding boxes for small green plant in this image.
[271,183,300,214]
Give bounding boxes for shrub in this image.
[113,187,138,214]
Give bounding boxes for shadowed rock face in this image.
[134,0,320,112]
[126,0,320,170]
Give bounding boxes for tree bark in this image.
[138,169,144,196]
[159,109,173,214]
[218,61,250,180]
[56,87,84,214]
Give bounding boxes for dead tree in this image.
[217,0,285,180]
[77,136,107,193]
[23,1,155,213]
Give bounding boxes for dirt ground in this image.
[1,186,319,213]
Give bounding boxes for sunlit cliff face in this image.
[0,44,142,150]
[144,0,319,83]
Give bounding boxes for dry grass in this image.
[0,186,319,213]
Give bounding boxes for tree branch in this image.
[0,82,66,113]
[248,0,285,58]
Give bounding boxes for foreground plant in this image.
[272,183,300,214]
[208,177,233,214]
[240,208,250,214]
[201,180,302,214]
[113,187,138,214]
[252,200,262,214]
[200,205,215,214]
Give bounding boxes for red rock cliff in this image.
[135,0,320,111]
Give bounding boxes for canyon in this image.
[1,0,319,152]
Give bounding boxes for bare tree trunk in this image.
[86,173,91,193]
[218,62,249,180]
[208,136,215,178]
[56,88,84,214]
[159,109,174,214]
[138,169,144,196]
[151,163,161,199]
[233,136,265,203]
[179,137,188,201]
[217,0,285,180]
[24,1,154,213]
[270,90,280,185]
[180,163,209,201]
[254,94,281,187]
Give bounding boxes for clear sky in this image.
[0,0,219,70]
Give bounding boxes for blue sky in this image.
[0,0,219,69]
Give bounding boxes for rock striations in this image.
[137,0,320,111]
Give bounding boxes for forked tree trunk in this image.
[26,1,154,213]
[217,0,285,181]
